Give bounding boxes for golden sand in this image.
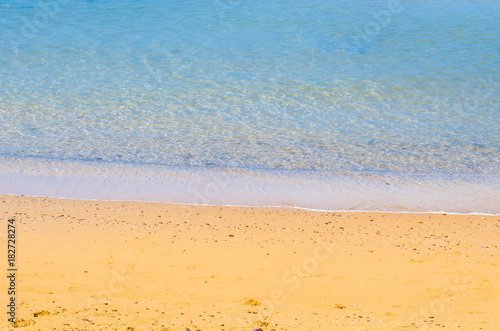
[1,194,499,330]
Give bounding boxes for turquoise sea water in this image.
[1,0,499,212]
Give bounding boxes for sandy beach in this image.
[1,194,499,330]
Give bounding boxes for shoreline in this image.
[1,157,499,214]
[1,192,499,216]
[1,194,499,330]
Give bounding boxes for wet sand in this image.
[1,194,499,330]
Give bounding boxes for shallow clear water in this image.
[1,0,499,212]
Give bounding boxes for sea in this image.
[1,0,499,213]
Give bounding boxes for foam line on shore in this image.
[1,157,499,214]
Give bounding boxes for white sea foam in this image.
[1,157,498,214]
